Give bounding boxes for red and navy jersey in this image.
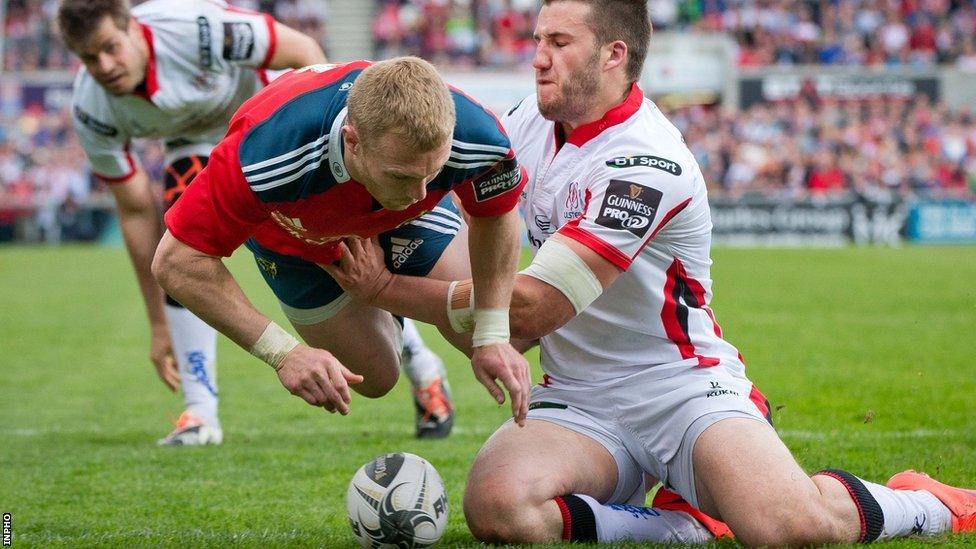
[165,61,525,263]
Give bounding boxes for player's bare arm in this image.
[328,232,619,341]
[153,231,363,413]
[108,168,178,392]
[510,234,621,340]
[326,210,531,425]
[267,22,327,68]
[466,208,530,425]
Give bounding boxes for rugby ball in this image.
[346,452,448,548]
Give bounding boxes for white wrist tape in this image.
[519,238,603,314]
[472,308,510,347]
[446,280,475,333]
[249,321,300,371]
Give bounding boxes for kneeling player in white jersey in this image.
[59,0,453,444]
[324,1,976,545]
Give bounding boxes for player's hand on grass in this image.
[471,343,531,427]
[150,325,179,392]
[276,345,364,414]
[319,237,392,305]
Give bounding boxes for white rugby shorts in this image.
[524,363,770,508]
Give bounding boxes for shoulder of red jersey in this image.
[233,62,370,204]
[439,87,518,196]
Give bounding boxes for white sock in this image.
[574,493,713,544]
[165,304,219,427]
[400,319,446,389]
[861,479,952,539]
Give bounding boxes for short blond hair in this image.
[346,57,455,152]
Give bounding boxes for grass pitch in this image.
[1,244,974,548]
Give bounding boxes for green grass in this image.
[1,244,974,548]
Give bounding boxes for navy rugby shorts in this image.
[245,194,462,325]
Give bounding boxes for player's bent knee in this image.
[351,367,399,398]
[463,475,550,543]
[732,503,846,547]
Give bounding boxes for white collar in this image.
[327,106,350,183]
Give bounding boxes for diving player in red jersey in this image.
[154,58,531,427]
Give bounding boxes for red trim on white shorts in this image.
[94,145,137,183]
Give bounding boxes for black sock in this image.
[816,469,885,543]
[554,494,598,542]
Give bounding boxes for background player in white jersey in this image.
[58,0,455,444]
[324,0,976,545]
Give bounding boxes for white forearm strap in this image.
[446,280,475,333]
[472,308,510,347]
[519,238,603,314]
[250,321,300,371]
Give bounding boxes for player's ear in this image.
[127,16,140,37]
[342,124,361,155]
[604,40,627,72]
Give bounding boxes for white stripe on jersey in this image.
[451,139,510,155]
[448,152,510,161]
[249,158,325,191]
[408,219,459,235]
[432,206,462,223]
[244,143,328,183]
[443,159,501,169]
[419,210,462,231]
[242,134,329,173]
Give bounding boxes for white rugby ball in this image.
[346,452,448,548]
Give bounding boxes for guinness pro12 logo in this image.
[594,180,662,237]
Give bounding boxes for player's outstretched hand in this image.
[471,343,531,426]
[276,345,364,414]
[150,325,179,392]
[319,237,392,305]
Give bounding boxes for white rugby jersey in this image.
[504,84,746,386]
[71,0,276,181]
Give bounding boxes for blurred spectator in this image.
[375,0,537,67]
[372,0,976,69]
[668,96,976,200]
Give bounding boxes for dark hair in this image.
[543,0,652,82]
[57,0,132,51]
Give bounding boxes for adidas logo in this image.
[390,237,423,269]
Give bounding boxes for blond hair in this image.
[346,57,455,152]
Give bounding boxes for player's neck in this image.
[560,82,632,137]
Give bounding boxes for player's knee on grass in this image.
[463,474,556,544]
[692,418,858,546]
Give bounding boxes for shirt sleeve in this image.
[557,163,696,270]
[207,3,277,70]
[453,151,527,217]
[164,119,269,257]
[72,104,137,182]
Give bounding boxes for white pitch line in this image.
[2,426,965,440]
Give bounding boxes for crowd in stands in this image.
[0,106,114,242]
[669,95,976,199]
[7,1,976,72]
[373,0,976,69]
[373,0,538,67]
[2,1,976,242]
